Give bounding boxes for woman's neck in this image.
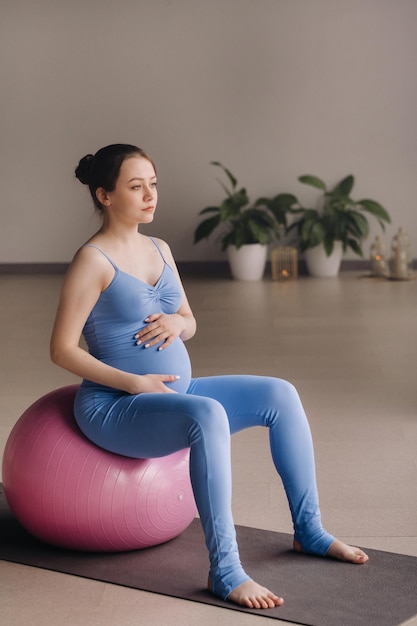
[98,218,142,242]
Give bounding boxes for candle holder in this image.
[369,235,389,277]
[271,246,298,281]
[390,227,411,280]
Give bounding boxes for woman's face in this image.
[100,156,158,225]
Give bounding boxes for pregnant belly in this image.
[103,337,192,394]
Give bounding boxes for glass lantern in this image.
[271,247,298,281]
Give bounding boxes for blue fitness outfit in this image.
[74,239,335,601]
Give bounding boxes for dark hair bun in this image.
[75,154,94,185]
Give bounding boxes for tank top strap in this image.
[150,237,167,263]
[83,244,119,271]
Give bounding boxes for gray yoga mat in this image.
[1,485,416,626]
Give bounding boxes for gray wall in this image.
[1,0,416,263]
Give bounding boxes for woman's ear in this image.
[96,187,110,207]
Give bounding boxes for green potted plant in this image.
[194,161,288,280]
[283,174,391,276]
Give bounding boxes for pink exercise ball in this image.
[2,385,197,551]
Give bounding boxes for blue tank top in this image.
[81,239,192,394]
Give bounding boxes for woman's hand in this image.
[135,313,186,350]
[128,373,180,394]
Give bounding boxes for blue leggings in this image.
[74,375,335,600]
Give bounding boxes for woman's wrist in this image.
[124,373,144,395]
[179,313,196,341]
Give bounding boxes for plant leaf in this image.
[347,238,363,256]
[347,211,369,238]
[210,161,237,190]
[198,206,221,216]
[193,215,221,243]
[219,188,249,220]
[301,220,325,248]
[298,175,327,191]
[358,199,391,227]
[248,219,272,244]
[234,227,252,248]
[265,193,299,209]
[323,236,335,256]
[333,175,354,197]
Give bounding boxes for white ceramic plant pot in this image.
[304,241,343,277]
[227,244,268,281]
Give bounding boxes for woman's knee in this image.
[195,396,229,427]
[186,396,230,439]
[259,377,300,404]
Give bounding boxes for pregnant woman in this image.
[50,143,368,610]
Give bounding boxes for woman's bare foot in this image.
[293,538,369,564]
[208,577,284,609]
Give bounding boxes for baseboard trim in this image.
[1,259,415,276]
[0,263,70,274]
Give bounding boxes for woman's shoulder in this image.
[149,236,174,259]
[72,241,110,265]
[66,241,115,288]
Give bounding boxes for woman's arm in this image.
[50,246,179,394]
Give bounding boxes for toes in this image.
[226,581,283,609]
[299,538,369,564]
[252,595,274,609]
[347,547,368,563]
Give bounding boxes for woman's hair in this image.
[75,144,156,211]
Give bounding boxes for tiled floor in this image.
[1,271,416,626]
